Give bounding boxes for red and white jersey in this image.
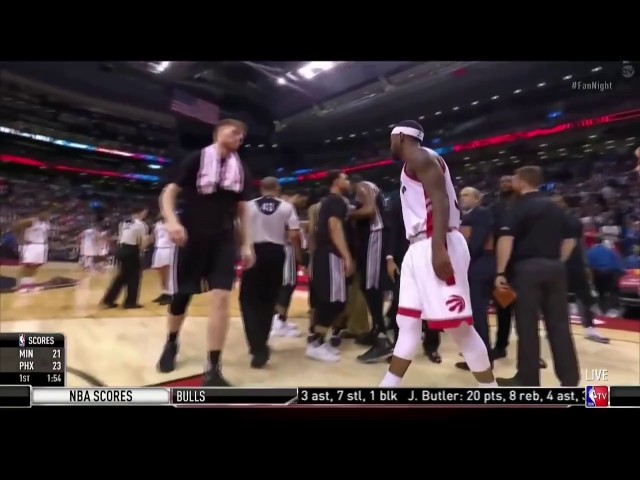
[400,147,461,239]
[24,220,50,244]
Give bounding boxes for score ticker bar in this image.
[0,386,613,407]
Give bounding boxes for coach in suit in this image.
[385,191,441,362]
[456,188,494,371]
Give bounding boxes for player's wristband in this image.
[386,255,394,261]
[496,272,506,277]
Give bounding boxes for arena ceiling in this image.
[0,60,627,142]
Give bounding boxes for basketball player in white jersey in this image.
[150,214,175,305]
[379,120,496,387]
[95,228,112,270]
[13,210,51,293]
[79,225,100,271]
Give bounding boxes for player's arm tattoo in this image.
[350,183,375,219]
[236,201,252,248]
[159,183,181,225]
[410,150,449,250]
[307,203,319,253]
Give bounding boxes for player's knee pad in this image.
[393,315,422,361]
[448,323,491,372]
[169,293,191,316]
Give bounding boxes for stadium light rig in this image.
[297,61,339,80]
[149,62,171,74]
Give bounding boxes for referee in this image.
[239,177,301,368]
[100,207,149,309]
[495,166,580,387]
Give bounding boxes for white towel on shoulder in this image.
[196,144,244,194]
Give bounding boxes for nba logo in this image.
[18,334,25,348]
[585,386,608,407]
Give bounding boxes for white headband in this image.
[391,126,424,142]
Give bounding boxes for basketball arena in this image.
[0,61,638,400]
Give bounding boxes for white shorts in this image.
[398,230,473,329]
[151,247,174,269]
[21,244,48,266]
[81,247,98,257]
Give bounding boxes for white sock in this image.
[380,371,402,387]
[479,381,498,387]
[585,326,596,335]
[20,277,34,287]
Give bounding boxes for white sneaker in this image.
[585,327,611,344]
[271,318,302,338]
[306,342,340,362]
[324,343,340,356]
[605,309,620,318]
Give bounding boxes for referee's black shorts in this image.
[169,229,237,295]
[312,247,347,305]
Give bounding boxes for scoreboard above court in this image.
[0,333,66,387]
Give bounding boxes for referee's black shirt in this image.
[500,191,572,263]
[173,150,251,233]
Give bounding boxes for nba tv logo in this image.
[585,386,608,407]
[18,334,25,348]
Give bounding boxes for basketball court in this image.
[1,263,638,388]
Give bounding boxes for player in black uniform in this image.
[307,170,353,363]
[349,177,393,363]
[156,119,254,386]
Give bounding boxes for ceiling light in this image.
[540,155,548,159]
[471,101,479,106]
[362,131,368,135]
[245,144,251,147]
[324,139,331,143]
[540,143,548,147]
[388,124,395,128]
[276,77,287,85]
[418,115,425,119]
[591,66,602,72]
[537,151,544,155]
[499,150,506,154]
[513,89,522,94]
[589,135,597,139]
[562,75,572,80]
[349,133,356,138]
[605,140,615,144]
[337,136,343,140]
[463,156,470,160]
[626,137,636,141]
[435,111,442,115]
[452,106,459,111]
[297,61,337,80]
[491,95,499,100]
[258,144,264,148]
[510,156,517,159]
[537,82,546,87]
[272,144,278,147]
